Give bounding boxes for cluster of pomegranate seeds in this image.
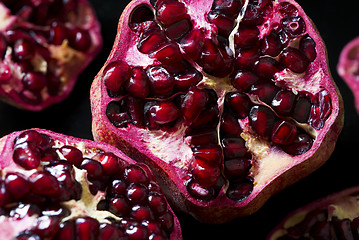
[0,130,177,239]
[0,0,101,110]
[99,0,335,205]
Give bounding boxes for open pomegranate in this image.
[0,0,102,111]
[0,129,182,239]
[338,37,359,114]
[267,186,359,240]
[90,0,344,223]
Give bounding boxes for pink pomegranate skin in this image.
[0,0,102,111]
[267,186,359,240]
[337,37,359,114]
[91,0,344,223]
[0,129,182,240]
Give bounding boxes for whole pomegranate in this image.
[267,186,359,240]
[91,0,344,223]
[0,129,182,239]
[0,0,102,111]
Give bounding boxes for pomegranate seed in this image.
[282,133,313,155]
[32,215,61,238]
[293,96,312,123]
[127,97,145,127]
[129,5,155,28]
[278,2,299,17]
[13,38,35,61]
[98,223,122,239]
[226,179,253,201]
[109,179,127,197]
[249,105,276,139]
[108,197,130,217]
[29,171,60,195]
[186,180,216,202]
[164,19,192,41]
[147,65,175,96]
[254,57,284,79]
[212,0,243,17]
[149,42,182,64]
[193,145,223,166]
[207,10,236,37]
[148,192,167,215]
[281,15,306,38]
[197,39,222,72]
[149,102,179,125]
[181,87,208,121]
[222,137,249,159]
[242,4,264,26]
[0,181,11,207]
[251,82,279,105]
[220,112,243,138]
[75,217,100,240]
[309,90,332,130]
[49,23,69,45]
[280,47,310,73]
[22,72,47,92]
[95,152,124,176]
[126,183,149,204]
[54,220,75,239]
[234,26,259,49]
[190,157,221,187]
[235,46,260,69]
[191,106,219,128]
[60,145,83,167]
[125,67,150,98]
[138,28,167,54]
[106,101,131,128]
[226,92,252,119]
[13,142,41,170]
[69,27,91,52]
[102,61,131,93]
[271,120,297,145]
[80,158,103,179]
[300,34,317,62]
[131,205,154,221]
[19,89,42,104]
[126,223,149,240]
[261,31,283,56]
[224,158,252,181]
[4,173,30,199]
[232,70,259,92]
[278,30,291,47]
[180,29,205,60]
[0,34,7,58]
[156,0,188,26]
[124,164,150,184]
[271,89,296,116]
[190,129,219,146]
[174,68,202,90]
[15,130,43,146]
[0,63,11,83]
[157,210,175,233]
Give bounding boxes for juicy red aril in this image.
[193,145,223,165]
[49,24,69,45]
[174,69,202,91]
[109,197,130,217]
[261,31,283,57]
[293,96,312,123]
[190,157,221,187]
[232,71,259,92]
[138,28,167,54]
[235,46,260,70]
[149,102,179,124]
[271,120,297,145]
[180,29,205,60]
[68,28,92,52]
[15,129,44,146]
[102,61,131,93]
[191,106,219,128]
[224,158,252,182]
[126,183,149,204]
[234,26,259,48]
[29,171,60,195]
[220,113,242,138]
[283,133,313,155]
[207,10,236,37]
[281,15,306,38]
[278,2,299,17]
[309,90,332,130]
[147,65,174,96]
[189,129,219,146]
[254,57,284,79]
[13,38,35,61]
[149,42,182,64]
[164,19,192,42]
[22,72,47,92]
[124,164,150,185]
[80,158,103,179]
[271,89,296,116]
[95,152,124,176]
[181,87,208,121]
[75,217,100,240]
[300,34,317,62]
[4,173,30,199]
[125,67,150,98]
[280,47,310,73]
[212,0,243,16]
[156,0,188,26]
[226,179,254,201]
[222,137,249,159]
[251,82,279,105]
[225,92,252,119]
[148,192,168,215]
[60,145,83,167]
[249,105,276,139]
[13,142,41,170]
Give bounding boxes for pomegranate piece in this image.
[0,0,102,111]
[91,0,343,223]
[267,186,359,240]
[0,129,182,240]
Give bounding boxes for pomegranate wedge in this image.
[91,0,343,223]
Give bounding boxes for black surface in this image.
[0,0,358,239]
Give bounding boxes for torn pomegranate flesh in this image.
[0,0,102,111]
[92,0,341,220]
[0,129,181,240]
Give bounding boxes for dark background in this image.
[0,0,358,239]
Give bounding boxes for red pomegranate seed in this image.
[80,158,103,179]
[186,180,216,202]
[189,129,218,146]
[95,152,124,176]
[49,23,69,45]
[212,0,242,16]
[98,223,122,239]
[164,19,192,41]
[126,183,149,204]
[4,173,30,199]
[249,105,276,139]
[0,34,7,58]
[149,41,182,64]
[242,3,264,26]
[281,15,306,38]
[126,223,149,240]
[232,71,259,92]
[32,215,61,238]
[226,92,252,119]
[224,158,252,181]
[148,192,167,215]
[220,112,243,138]
[129,5,154,29]
[125,67,150,98]
[109,179,127,197]
[222,137,249,160]
[234,26,259,49]
[293,96,312,123]
[278,2,299,17]
[197,39,222,73]
[207,10,236,37]
[75,217,100,240]
[124,164,150,184]
[190,156,221,187]
[174,68,202,90]
[271,89,296,116]
[191,106,219,128]
[60,145,83,167]
[15,129,43,146]
[300,34,317,62]
[156,0,188,26]
[69,27,92,52]
[181,87,208,121]
[235,46,260,69]
[180,29,205,60]
[226,179,253,201]
[102,61,131,93]
[157,210,175,233]
[271,120,297,145]
[22,72,47,92]
[261,31,283,56]
[309,90,332,130]
[149,102,179,125]
[147,65,175,96]
[13,142,41,170]
[108,197,130,217]
[127,97,145,127]
[283,133,313,155]
[251,82,279,105]
[0,63,11,83]
[13,38,35,61]
[130,205,154,221]
[0,181,11,207]
[29,171,60,195]
[280,47,310,73]
[53,220,75,239]
[193,145,223,166]
[138,28,167,54]
[254,57,284,79]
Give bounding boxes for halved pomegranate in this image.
[267,186,359,240]
[0,0,102,111]
[0,129,182,239]
[90,0,344,223]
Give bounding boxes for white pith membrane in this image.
[268,187,359,240]
[0,138,122,239]
[97,0,340,209]
[0,0,101,111]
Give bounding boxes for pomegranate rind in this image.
[0,0,103,111]
[0,128,182,240]
[337,36,359,114]
[91,0,344,223]
[267,186,359,240]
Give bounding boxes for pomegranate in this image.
[0,0,102,111]
[90,0,344,223]
[338,37,359,114]
[0,129,182,239]
[267,186,359,240]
